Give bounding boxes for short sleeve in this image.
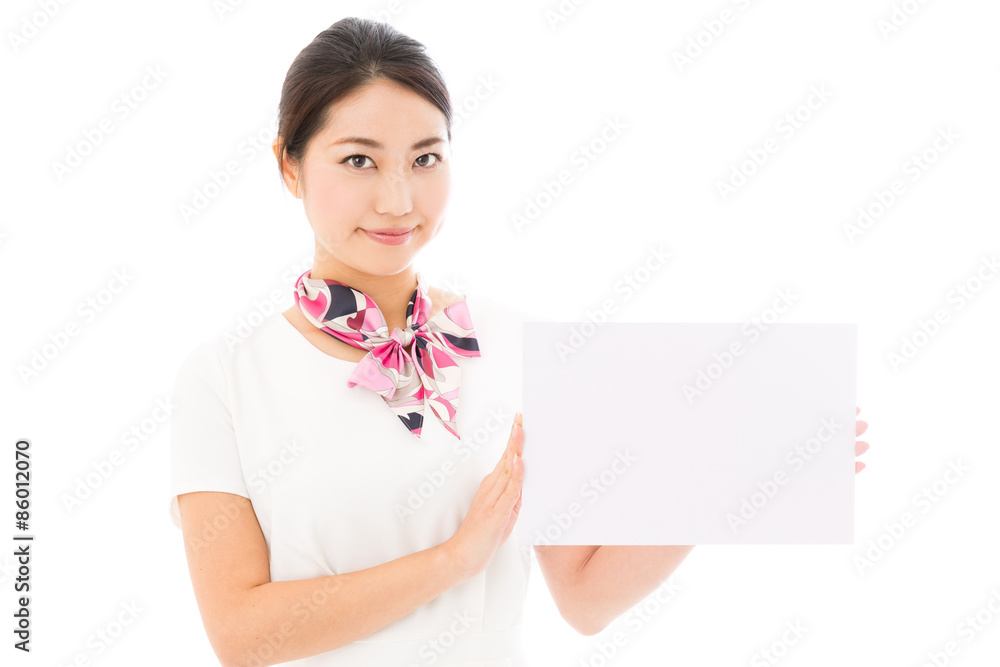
[167,339,250,530]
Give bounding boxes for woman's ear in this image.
[273,137,303,198]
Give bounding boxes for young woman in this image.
[169,17,869,666]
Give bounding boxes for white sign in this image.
[518,322,857,545]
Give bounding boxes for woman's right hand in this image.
[444,411,525,580]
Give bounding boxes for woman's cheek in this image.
[421,171,451,219]
[307,177,366,236]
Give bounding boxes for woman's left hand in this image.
[856,405,869,474]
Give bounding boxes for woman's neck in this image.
[308,263,420,331]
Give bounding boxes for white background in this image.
[2,0,999,665]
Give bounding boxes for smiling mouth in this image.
[363,227,415,245]
[364,227,414,235]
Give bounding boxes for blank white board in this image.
[518,322,856,545]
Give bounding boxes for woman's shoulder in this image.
[172,316,266,384]
[425,284,524,322]
[173,334,228,385]
[468,290,539,324]
[179,311,288,365]
[426,284,464,314]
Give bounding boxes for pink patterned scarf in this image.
[292,269,480,440]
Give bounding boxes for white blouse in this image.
[168,288,531,666]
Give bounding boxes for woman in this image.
[169,17,870,666]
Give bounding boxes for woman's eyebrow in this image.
[329,136,444,150]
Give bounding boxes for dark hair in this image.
[275,17,452,187]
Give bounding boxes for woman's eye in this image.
[415,153,442,168]
[345,154,374,169]
[341,153,442,170]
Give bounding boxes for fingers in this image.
[495,451,522,510]
[514,411,524,457]
[854,407,868,464]
[489,420,519,477]
[511,423,524,459]
[496,413,524,472]
[485,419,522,499]
[500,423,520,475]
[856,429,868,473]
[502,419,523,470]
[483,412,527,509]
[505,423,524,481]
[488,437,523,510]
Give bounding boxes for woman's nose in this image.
[374,169,413,216]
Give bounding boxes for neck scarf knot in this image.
[292,269,480,440]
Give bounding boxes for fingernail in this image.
[515,410,523,426]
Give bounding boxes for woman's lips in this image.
[364,227,414,245]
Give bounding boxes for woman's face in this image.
[276,78,452,277]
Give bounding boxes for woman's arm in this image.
[533,544,695,636]
[178,491,467,667]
